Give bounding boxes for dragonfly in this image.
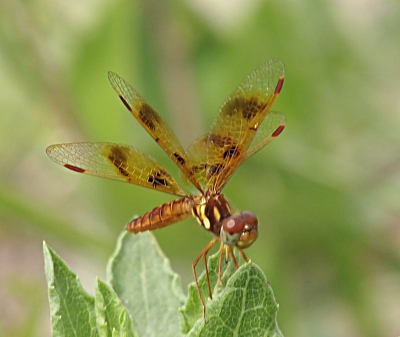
[46,59,285,316]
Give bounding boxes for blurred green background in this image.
[1,0,400,336]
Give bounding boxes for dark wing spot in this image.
[208,134,240,159]
[108,147,130,177]
[148,170,169,188]
[148,176,167,187]
[173,152,186,165]
[208,163,224,176]
[223,97,245,117]
[116,165,131,177]
[208,134,234,147]
[108,147,127,163]
[224,97,267,121]
[139,103,160,131]
[242,97,267,121]
[223,145,241,159]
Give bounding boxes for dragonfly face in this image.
[46,59,285,318]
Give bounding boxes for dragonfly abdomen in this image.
[126,196,193,233]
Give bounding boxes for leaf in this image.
[107,231,185,337]
[43,242,99,337]
[44,233,283,337]
[180,252,284,337]
[179,250,238,333]
[44,242,140,337]
[95,279,137,337]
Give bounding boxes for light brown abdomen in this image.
[126,196,194,233]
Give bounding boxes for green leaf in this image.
[44,233,283,337]
[95,278,137,337]
[44,242,140,337]
[179,250,238,333]
[181,253,283,337]
[107,231,185,337]
[43,242,99,337]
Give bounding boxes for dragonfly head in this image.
[220,211,258,248]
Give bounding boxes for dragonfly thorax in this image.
[192,194,258,248]
[192,194,231,236]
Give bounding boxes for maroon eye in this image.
[241,211,258,226]
[222,216,245,234]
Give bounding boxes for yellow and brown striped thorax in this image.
[191,194,232,237]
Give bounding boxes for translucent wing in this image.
[108,72,203,193]
[46,142,186,196]
[186,59,285,192]
[244,111,286,160]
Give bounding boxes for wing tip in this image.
[271,124,285,137]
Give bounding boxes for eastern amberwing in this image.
[46,59,285,315]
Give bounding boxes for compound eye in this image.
[241,211,258,226]
[222,216,245,234]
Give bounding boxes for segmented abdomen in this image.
[126,197,194,233]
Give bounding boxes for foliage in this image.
[44,232,283,337]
